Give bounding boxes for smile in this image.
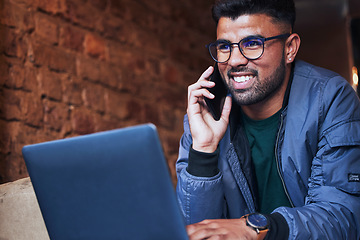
[233,75,253,83]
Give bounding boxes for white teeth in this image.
[233,76,252,83]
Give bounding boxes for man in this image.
[176,0,360,239]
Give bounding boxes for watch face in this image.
[247,213,268,228]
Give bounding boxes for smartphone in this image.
[204,64,228,121]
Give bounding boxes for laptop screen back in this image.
[23,124,188,240]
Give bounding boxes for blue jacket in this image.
[176,60,360,239]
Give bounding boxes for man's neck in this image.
[241,102,282,120]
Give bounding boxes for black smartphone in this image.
[204,64,228,121]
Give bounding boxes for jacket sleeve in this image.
[176,115,225,225]
[275,76,360,239]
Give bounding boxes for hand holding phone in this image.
[187,65,231,153]
[204,64,228,121]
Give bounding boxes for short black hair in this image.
[212,0,296,30]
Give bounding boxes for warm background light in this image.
[352,66,359,87]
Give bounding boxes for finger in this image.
[187,226,216,240]
[200,66,214,80]
[186,220,220,235]
[187,66,215,98]
[220,95,232,121]
[187,226,227,240]
[188,88,214,106]
[188,80,215,101]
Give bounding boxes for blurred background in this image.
[0,0,359,185]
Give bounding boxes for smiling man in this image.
[176,0,360,239]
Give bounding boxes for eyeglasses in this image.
[206,33,290,63]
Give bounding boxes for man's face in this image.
[216,14,289,106]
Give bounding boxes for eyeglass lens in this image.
[209,38,264,63]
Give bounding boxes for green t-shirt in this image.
[242,110,292,214]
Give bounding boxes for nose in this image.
[227,45,249,67]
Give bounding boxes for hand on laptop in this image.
[186,218,259,240]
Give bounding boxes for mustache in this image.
[227,67,258,77]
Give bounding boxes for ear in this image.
[285,33,301,64]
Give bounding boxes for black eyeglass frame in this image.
[206,33,291,63]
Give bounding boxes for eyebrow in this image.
[217,34,265,43]
[243,34,265,39]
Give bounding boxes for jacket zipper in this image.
[275,113,295,207]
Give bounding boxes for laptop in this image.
[22,123,188,240]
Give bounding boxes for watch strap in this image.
[243,214,269,240]
[257,228,269,240]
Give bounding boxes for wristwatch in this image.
[244,213,269,240]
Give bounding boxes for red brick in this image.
[82,82,105,113]
[94,114,123,132]
[156,84,187,109]
[37,68,64,101]
[126,99,144,122]
[31,43,76,73]
[8,0,34,6]
[108,0,128,19]
[43,99,69,132]
[107,41,132,66]
[105,21,163,56]
[76,56,101,81]
[0,153,27,182]
[159,130,182,156]
[34,12,59,45]
[131,73,154,99]
[59,24,85,52]
[6,62,25,89]
[89,0,107,11]
[100,15,126,41]
[108,45,159,79]
[23,62,39,92]
[99,63,123,90]
[162,62,180,84]
[0,89,22,120]
[126,54,146,76]
[37,0,65,14]
[71,107,95,135]
[0,58,9,86]
[0,0,34,30]
[62,76,83,105]
[22,92,44,127]
[125,1,151,28]
[148,57,161,76]
[62,0,101,29]
[116,70,137,93]
[141,0,173,18]
[37,128,62,143]
[83,33,106,60]
[0,120,14,154]
[104,90,130,120]
[1,28,27,59]
[158,104,177,130]
[59,119,73,138]
[131,27,164,56]
[144,103,160,125]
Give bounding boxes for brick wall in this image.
[0,0,216,184]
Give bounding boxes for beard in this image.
[226,53,286,106]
